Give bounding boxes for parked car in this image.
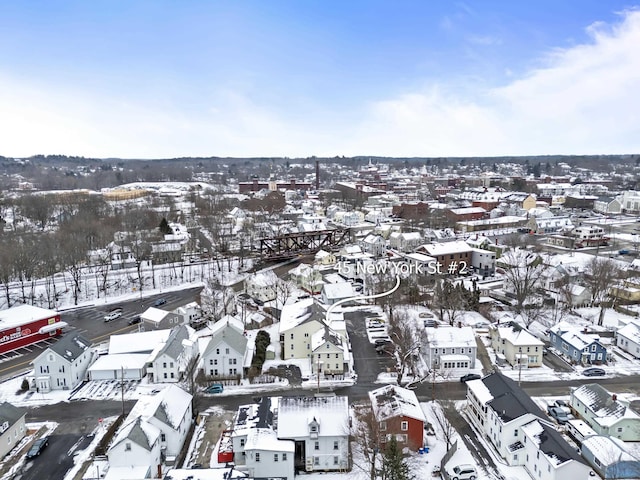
[583,367,605,377]
[547,406,570,425]
[205,383,224,394]
[460,373,482,383]
[128,316,141,325]
[446,463,477,480]
[104,308,123,322]
[153,298,167,307]
[26,436,49,460]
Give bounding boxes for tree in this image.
[159,217,173,235]
[500,249,545,316]
[381,435,413,480]
[351,404,383,480]
[431,400,457,450]
[585,257,621,307]
[388,309,420,386]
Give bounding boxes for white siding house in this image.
[201,316,248,379]
[31,333,93,392]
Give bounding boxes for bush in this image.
[251,330,271,371]
[20,378,29,391]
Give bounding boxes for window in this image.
[334,441,339,450]
[161,433,166,441]
[314,457,319,466]
[216,348,220,355]
[255,452,260,462]
[304,333,309,337]
[170,372,174,378]
[240,439,245,447]
[514,429,518,437]
[290,333,294,339]
[315,441,319,451]
[163,362,167,368]
[226,348,229,354]
[335,353,339,358]
[214,359,218,365]
[326,353,330,359]
[164,373,167,379]
[125,442,131,451]
[283,453,287,461]
[274,454,278,462]
[209,359,213,366]
[334,456,339,465]
[336,364,339,369]
[401,421,408,431]
[290,344,294,350]
[170,362,174,368]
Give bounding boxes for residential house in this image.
[369,385,426,451]
[279,299,326,361]
[277,396,350,473]
[336,245,375,281]
[470,248,496,277]
[616,321,640,359]
[245,271,279,303]
[0,402,26,459]
[416,241,472,275]
[610,279,640,304]
[147,325,195,383]
[570,383,640,441]
[581,435,640,479]
[389,231,423,253]
[141,307,182,330]
[490,325,544,368]
[174,302,203,328]
[502,193,537,211]
[107,384,193,478]
[572,225,608,248]
[425,326,476,372]
[465,372,591,479]
[201,316,248,379]
[527,215,573,234]
[289,263,325,295]
[314,250,336,266]
[549,322,607,365]
[311,326,349,376]
[446,206,486,223]
[229,397,295,479]
[359,234,386,257]
[31,333,93,392]
[321,282,355,306]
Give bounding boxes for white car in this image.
[447,464,477,480]
[104,309,123,322]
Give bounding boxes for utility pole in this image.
[121,366,125,417]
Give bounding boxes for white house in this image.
[277,396,350,473]
[425,326,477,372]
[141,307,182,330]
[31,333,93,392]
[201,316,248,379]
[289,263,325,294]
[315,250,337,266]
[489,325,544,368]
[244,428,295,479]
[465,372,591,479]
[147,325,195,383]
[245,271,279,303]
[616,320,640,359]
[389,231,423,253]
[311,326,349,376]
[107,384,193,477]
[0,402,26,460]
[359,234,386,257]
[321,282,355,306]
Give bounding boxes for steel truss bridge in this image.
[259,228,349,261]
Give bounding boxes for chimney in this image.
[316,159,320,190]
[613,394,617,402]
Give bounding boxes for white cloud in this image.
[336,8,640,157]
[1,9,639,159]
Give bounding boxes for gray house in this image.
[581,435,640,479]
[147,325,195,383]
[201,316,248,379]
[0,402,27,459]
[31,333,93,392]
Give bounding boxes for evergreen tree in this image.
[159,217,173,235]
[381,436,413,480]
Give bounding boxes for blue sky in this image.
[0,1,638,158]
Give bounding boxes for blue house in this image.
[549,322,607,365]
[581,435,640,479]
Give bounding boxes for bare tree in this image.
[19,193,55,231]
[274,279,294,315]
[351,403,383,480]
[431,278,467,326]
[500,249,545,316]
[431,400,457,450]
[585,257,621,307]
[388,309,420,386]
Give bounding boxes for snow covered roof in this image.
[244,428,294,452]
[426,326,476,348]
[48,332,91,362]
[279,298,331,333]
[108,329,172,355]
[110,415,160,453]
[419,240,472,256]
[617,321,640,343]
[467,378,493,405]
[141,307,171,324]
[495,326,544,347]
[369,385,426,423]
[571,384,637,425]
[582,435,639,463]
[322,282,354,300]
[520,419,585,467]
[277,396,349,439]
[88,353,150,372]
[0,304,58,329]
[245,271,278,287]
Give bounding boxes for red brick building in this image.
[369,384,426,451]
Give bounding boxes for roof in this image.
[0,304,58,330]
[108,329,172,355]
[110,416,160,452]
[244,428,294,452]
[155,324,193,362]
[322,282,354,300]
[48,332,92,362]
[427,326,476,348]
[617,321,640,343]
[0,402,26,427]
[482,371,546,423]
[571,384,636,423]
[495,326,544,347]
[203,319,248,357]
[88,353,150,372]
[582,435,639,463]
[419,240,472,256]
[369,385,426,423]
[141,307,172,323]
[245,270,278,288]
[279,298,328,333]
[520,419,586,467]
[277,396,349,439]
